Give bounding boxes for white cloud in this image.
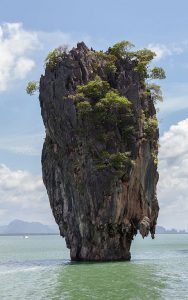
[147,43,185,61]
[160,119,188,159]
[14,57,35,80]
[158,118,188,230]
[0,164,54,225]
[0,22,91,92]
[0,22,40,91]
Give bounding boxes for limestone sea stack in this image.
[39,41,161,261]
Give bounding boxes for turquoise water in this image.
[0,234,188,299]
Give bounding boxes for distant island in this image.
[0,220,186,235]
[156,226,187,234]
[0,220,59,235]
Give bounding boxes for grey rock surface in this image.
[39,42,159,261]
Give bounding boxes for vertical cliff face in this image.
[39,42,159,261]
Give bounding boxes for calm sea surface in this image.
[0,234,187,300]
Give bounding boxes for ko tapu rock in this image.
[28,41,165,261]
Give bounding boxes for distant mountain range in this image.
[156,226,187,234]
[0,220,59,235]
[0,220,187,235]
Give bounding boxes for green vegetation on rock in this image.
[96,151,134,178]
[45,46,68,69]
[77,76,110,100]
[132,48,156,62]
[106,41,166,87]
[149,67,166,79]
[97,90,131,108]
[144,116,158,140]
[77,101,92,115]
[107,40,135,58]
[91,51,117,74]
[146,83,163,103]
[94,90,133,126]
[26,81,39,95]
[151,150,158,166]
[73,77,135,136]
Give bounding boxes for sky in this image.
[0,0,188,230]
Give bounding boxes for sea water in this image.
[0,234,187,300]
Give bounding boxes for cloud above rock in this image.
[158,118,188,230]
[147,42,185,61]
[0,164,54,225]
[0,23,40,91]
[0,22,91,93]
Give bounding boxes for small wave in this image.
[0,266,42,275]
[0,258,70,274]
[177,249,188,254]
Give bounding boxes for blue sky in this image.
[0,0,188,230]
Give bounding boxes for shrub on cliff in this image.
[94,90,132,123]
[107,41,165,87]
[133,48,156,62]
[144,116,158,140]
[96,91,131,110]
[91,51,117,74]
[77,101,92,115]
[26,81,39,95]
[74,78,135,135]
[149,67,166,79]
[96,151,134,178]
[77,76,110,101]
[146,83,163,103]
[45,46,68,69]
[107,40,134,58]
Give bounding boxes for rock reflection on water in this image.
[49,261,165,300]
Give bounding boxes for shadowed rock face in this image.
[39,42,159,261]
